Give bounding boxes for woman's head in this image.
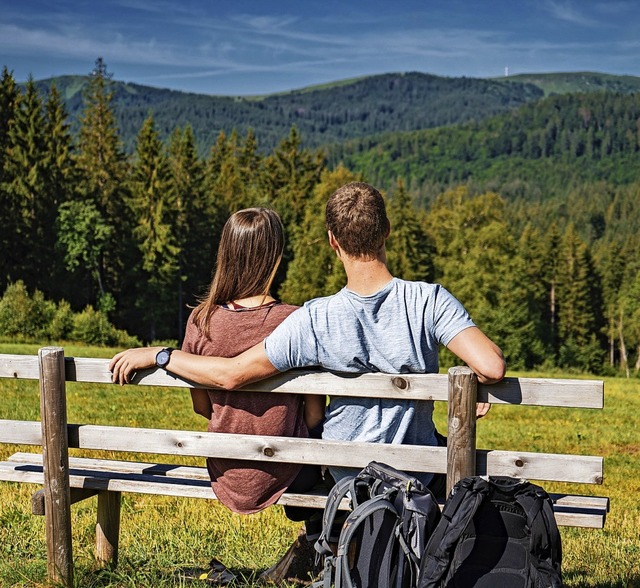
[194,208,284,332]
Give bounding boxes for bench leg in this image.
[31,488,99,515]
[96,490,121,568]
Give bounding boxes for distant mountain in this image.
[32,71,545,154]
[29,70,640,156]
[492,71,640,97]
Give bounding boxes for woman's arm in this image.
[303,394,326,432]
[190,389,211,419]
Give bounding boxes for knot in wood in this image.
[515,459,524,468]
[263,447,275,457]
[176,442,183,448]
[392,377,409,390]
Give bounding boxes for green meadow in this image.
[0,344,638,587]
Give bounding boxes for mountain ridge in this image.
[24,69,640,156]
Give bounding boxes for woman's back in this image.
[182,301,306,514]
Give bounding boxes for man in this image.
[110,181,506,580]
[111,181,504,419]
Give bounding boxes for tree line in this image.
[1,61,639,376]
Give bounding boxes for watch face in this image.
[156,349,171,368]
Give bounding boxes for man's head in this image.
[325,182,389,259]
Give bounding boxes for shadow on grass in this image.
[563,569,640,588]
[76,565,297,588]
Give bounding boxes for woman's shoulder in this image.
[272,302,300,317]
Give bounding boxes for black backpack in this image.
[417,476,562,588]
[314,461,442,588]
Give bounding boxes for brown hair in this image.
[325,182,389,259]
[192,208,284,335]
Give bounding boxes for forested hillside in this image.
[29,69,545,154]
[1,63,639,376]
[330,91,640,204]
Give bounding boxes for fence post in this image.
[38,347,73,587]
[446,366,478,496]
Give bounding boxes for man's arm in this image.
[446,326,506,384]
[109,341,279,389]
[446,326,506,418]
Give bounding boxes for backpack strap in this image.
[418,477,489,588]
[315,475,354,559]
[514,485,563,587]
[335,493,401,588]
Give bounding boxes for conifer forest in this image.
[1,61,639,376]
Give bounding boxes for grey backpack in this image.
[314,461,441,588]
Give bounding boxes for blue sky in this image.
[1,0,639,96]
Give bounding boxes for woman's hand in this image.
[109,347,161,385]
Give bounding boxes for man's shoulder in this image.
[392,278,442,298]
[301,291,343,311]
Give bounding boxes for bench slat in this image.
[0,454,607,528]
[0,355,604,408]
[0,420,41,444]
[477,449,604,484]
[0,421,603,484]
[8,451,610,510]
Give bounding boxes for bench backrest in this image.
[0,348,604,487]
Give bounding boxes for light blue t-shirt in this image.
[264,278,475,484]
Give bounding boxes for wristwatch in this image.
[155,347,174,369]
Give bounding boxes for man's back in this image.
[264,277,476,483]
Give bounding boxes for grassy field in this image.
[0,343,639,587]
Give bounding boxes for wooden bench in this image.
[0,348,608,587]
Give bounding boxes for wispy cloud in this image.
[542,0,598,26]
[0,23,192,68]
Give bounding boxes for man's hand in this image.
[109,347,160,385]
[476,402,491,418]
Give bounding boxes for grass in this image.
[1,343,639,587]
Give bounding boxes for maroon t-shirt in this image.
[182,302,307,513]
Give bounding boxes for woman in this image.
[180,208,326,582]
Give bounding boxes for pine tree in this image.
[75,58,130,305]
[167,124,213,338]
[42,84,76,299]
[0,67,20,292]
[279,166,358,304]
[386,178,434,282]
[204,130,244,216]
[129,115,178,340]
[556,224,605,371]
[3,78,49,291]
[260,126,324,289]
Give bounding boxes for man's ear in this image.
[328,231,340,252]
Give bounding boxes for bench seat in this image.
[0,452,609,529]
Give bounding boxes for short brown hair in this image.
[325,182,388,258]
[192,208,284,335]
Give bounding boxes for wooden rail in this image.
[0,349,608,587]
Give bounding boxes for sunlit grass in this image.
[1,344,639,586]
